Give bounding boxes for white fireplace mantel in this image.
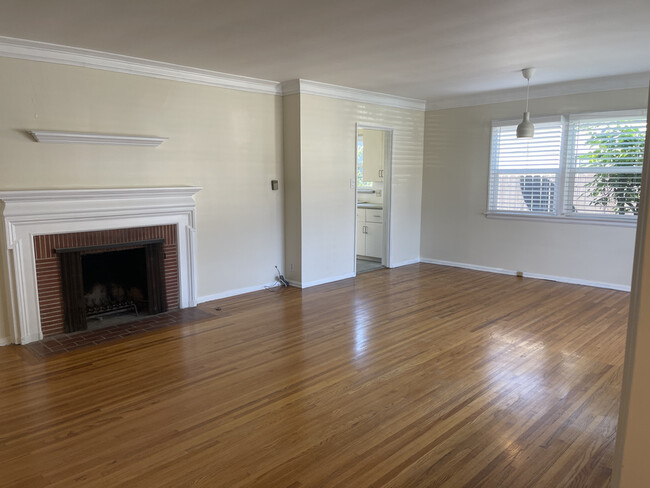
[0,187,201,345]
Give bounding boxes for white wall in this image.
[421,88,647,289]
[612,88,650,487]
[0,56,284,341]
[297,94,424,285]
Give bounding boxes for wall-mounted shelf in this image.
[28,130,167,147]
[357,188,376,194]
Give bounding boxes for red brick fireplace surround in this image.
[34,225,180,336]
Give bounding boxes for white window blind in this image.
[489,119,563,214]
[488,109,647,223]
[564,113,646,219]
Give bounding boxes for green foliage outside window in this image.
[580,126,645,215]
[357,137,373,188]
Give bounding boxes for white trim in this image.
[389,258,421,268]
[354,124,395,274]
[420,258,515,276]
[485,212,637,228]
[0,37,427,109]
[523,271,630,292]
[0,337,11,346]
[0,187,201,345]
[420,258,630,291]
[1,36,646,111]
[282,79,426,111]
[28,130,167,147]
[294,272,356,289]
[570,108,648,121]
[197,282,279,303]
[0,36,282,95]
[426,73,650,111]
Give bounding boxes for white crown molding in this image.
[0,187,201,345]
[0,36,282,95]
[28,130,167,147]
[282,79,426,111]
[280,79,302,96]
[426,73,650,111]
[0,37,425,109]
[4,36,643,113]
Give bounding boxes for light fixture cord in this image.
[525,78,530,112]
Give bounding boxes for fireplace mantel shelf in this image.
[28,130,167,147]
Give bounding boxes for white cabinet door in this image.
[361,130,384,182]
[365,209,383,223]
[365,221,383,258]
[356,209,366,256]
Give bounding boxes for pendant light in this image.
[516,67,536,138]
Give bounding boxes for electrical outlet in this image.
[516,271,523,278]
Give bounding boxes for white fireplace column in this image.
[0,187,201,345]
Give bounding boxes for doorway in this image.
[355,125,392,275]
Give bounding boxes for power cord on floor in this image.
[265,265,290,292]
[275,266,289,287]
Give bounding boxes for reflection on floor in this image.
[356,258,384,274]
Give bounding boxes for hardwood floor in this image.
[0,264,629,487]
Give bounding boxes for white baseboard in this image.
[197,282,278,303]
[522,271,630,292]
[294,272,356,289]
[389,258,421,268]
[420,258,631,292]
[0,336,12,346]
[196,258,630,306]
[20,332,43,345]
[420,258,515,277]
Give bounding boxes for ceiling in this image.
[0,0,649,104]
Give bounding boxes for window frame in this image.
[486,109,647,227]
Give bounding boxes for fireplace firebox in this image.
[58,240,167,332]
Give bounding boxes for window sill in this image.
[484,211,637,228]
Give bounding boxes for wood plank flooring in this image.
[0,264,629,487]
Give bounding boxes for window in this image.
[488,110,647,223]
[357,135,373,189]
[489,118,563,214]
[564,114,646,217]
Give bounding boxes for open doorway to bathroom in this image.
[355,126,392,275]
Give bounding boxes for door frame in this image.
[354,123,394,275]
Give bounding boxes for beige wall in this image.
[298,94,424,285]
[0,57,284,341]
[421,88,647,288]
[282,94,302,284]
